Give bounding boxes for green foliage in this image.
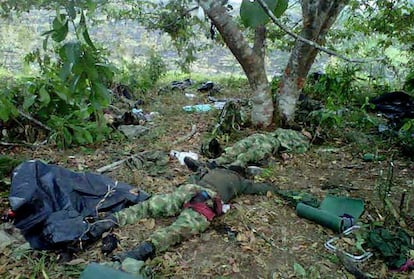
[23,251,54,278]
[347,0,414,46]
[0,87,19,121]
[240,0,288,28]
[293,262,320,279]
[305,65,362,106]
[398,119,414,157]
[1,6,115,148]
[0,0,106,16]
[0,155,24,180]
[27,10,114,147]
[308,97,344,128]
[303,63,385,140]
[404,69,414,93]
[140,0,208,72]
[117,51,166,94]
[304,65,361,129]
[337,1,414,86]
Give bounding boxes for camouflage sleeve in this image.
[114,184,216,226]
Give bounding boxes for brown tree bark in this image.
[199,0,275,127]
[277,0,349,123]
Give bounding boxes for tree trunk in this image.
[199,0,275,127]
[277,0,348,123]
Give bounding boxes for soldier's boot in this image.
[88,215,118,240]
[184,156,218,172]
[184,156,202,172]
[112,241,155,262]
[227,163,246,176]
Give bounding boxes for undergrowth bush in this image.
[0,6,116,148]
[404,65,414,93]
[399,119,414,157]
[302,63,390,146]
[304,64,362,105]
[303,62,414,157]
[117,51,166,95]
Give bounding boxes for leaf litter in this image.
[0,80,413,278]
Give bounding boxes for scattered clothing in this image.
[170,79,193,91]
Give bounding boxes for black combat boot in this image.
[88,215,118,240]
[184,156,219,172]
[227,164,246,176]
[184,156,203,172]
[112,241,155,262]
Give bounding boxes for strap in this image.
[183,192,224,221]
[183,202,216,221]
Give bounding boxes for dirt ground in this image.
[1,80,413,279]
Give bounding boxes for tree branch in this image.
[199,0,267,89]
[255,0,384,63]
[18,109,52,132]
[96,152,147,173]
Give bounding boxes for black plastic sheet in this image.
[9,160,149,250]
[370,91,414,123]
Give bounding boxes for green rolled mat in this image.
[80,263,145,279]
[296,203,345,232]
[296,195,364,233]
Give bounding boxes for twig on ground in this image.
[0,140,47,147]
[172,124,197,145]
[96,152,146,173]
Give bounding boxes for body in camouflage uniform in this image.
[90,129,309,262]
[214,128,309,168]
[105,168,276,262]
[114,183,216,253]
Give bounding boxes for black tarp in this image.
[9,160,149,250]
[370,91,414,124]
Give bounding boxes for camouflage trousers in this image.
[270,128,309,154]
[114,184,217,253]
[214,129,309,168]
[214,133,279,168]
